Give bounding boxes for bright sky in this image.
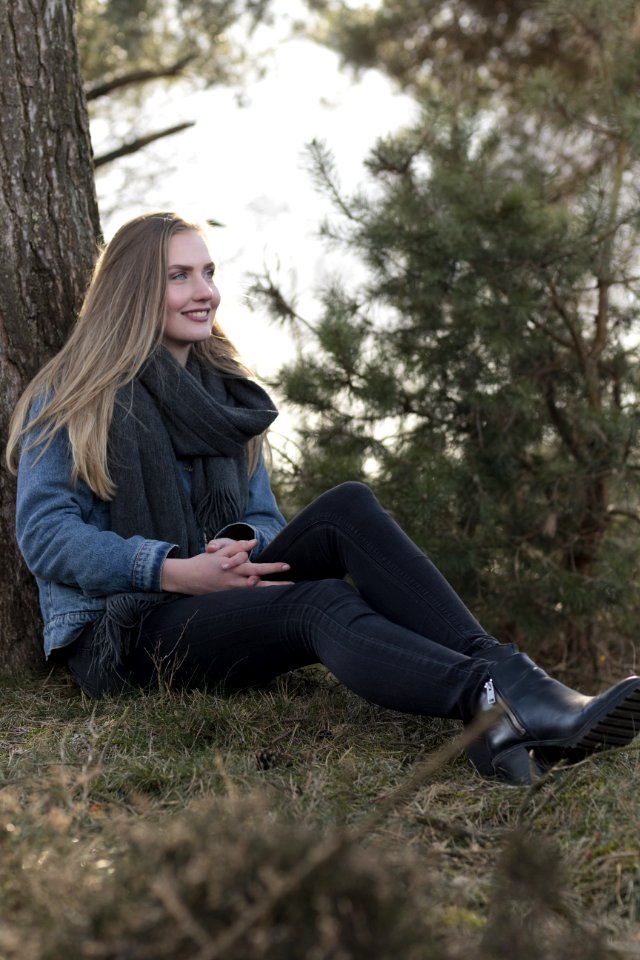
[98,5,415,386]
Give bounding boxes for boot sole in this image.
[575,687,640,748]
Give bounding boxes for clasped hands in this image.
[161,537,293,595]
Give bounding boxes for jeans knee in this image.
[321,481,377,513]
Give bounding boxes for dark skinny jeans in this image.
[66,483,498,720]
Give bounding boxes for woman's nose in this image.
[195,279,221,308]
[194,275,215,299]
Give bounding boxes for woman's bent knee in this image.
[316,481,377,513]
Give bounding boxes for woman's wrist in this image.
[161,557,186,593]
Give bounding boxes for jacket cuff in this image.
[214,521,257,542]
[132,539,178,592]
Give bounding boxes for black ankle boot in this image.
[466,653,640,785]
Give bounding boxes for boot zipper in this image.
[486,677,526,735]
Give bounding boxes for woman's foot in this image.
[466,653,640,784]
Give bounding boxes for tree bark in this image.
[0,0,100,672]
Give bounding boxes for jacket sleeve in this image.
[16,418,176,597]
[215,452,286,554]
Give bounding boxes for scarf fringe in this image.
[195,488,243,542]
[92,592,170,669]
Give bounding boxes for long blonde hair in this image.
[6,212,263,498]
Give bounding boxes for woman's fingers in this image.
[208,538,257,554]
[260,562,291,575]
[220,551,250,570]
[180,550,292,593]
[236,575,293,589]
[256,579,295,588]
[227,560,292,589]
[238,561,290,577]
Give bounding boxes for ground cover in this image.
[0,666,638,958]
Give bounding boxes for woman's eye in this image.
[171,271,187,281]
[205,268,215,280]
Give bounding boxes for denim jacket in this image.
[16,411,286,658]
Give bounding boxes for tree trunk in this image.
[0,0,100,672]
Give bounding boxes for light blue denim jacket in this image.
[16,411,286,658]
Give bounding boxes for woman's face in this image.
[162,230,221,365]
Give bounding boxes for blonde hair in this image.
[6,212,263,498]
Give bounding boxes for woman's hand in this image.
[205,537,246,553]
[161,539,293,594]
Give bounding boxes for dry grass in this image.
[0,666,639,959]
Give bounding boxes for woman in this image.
[7,211,640,786]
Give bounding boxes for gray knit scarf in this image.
[93,346,278,672]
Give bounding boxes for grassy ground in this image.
[0,665,639,959]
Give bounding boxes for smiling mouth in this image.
[183,310,210,320]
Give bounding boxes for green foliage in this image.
[260,0,640,666]
[307,0,634,108]
[78,0,271,89]
[75,0,275,197]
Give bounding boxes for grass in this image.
[0,664,639,958]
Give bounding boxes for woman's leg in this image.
[257,482,499,657]
[108,578,489,720]
[64,483,493,714]
[64,482,640,786]
[252,485,640,782]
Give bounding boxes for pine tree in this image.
[308,0,606,104]
[257,0,640,671]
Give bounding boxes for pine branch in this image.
[93,123,195,168]
[526,313,573,351]
[307,138,363,225]
[593,275,610,360]
[85,57,193,101]
[544,379,585,464]
[548,279,588,370]
[246,272,316,334]
[551,97,621,140]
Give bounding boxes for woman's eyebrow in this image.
[168,261,216,271]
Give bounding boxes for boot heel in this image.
[466,736,495,776]
[492,746,537,785]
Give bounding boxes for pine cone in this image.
[254,748,289,770]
